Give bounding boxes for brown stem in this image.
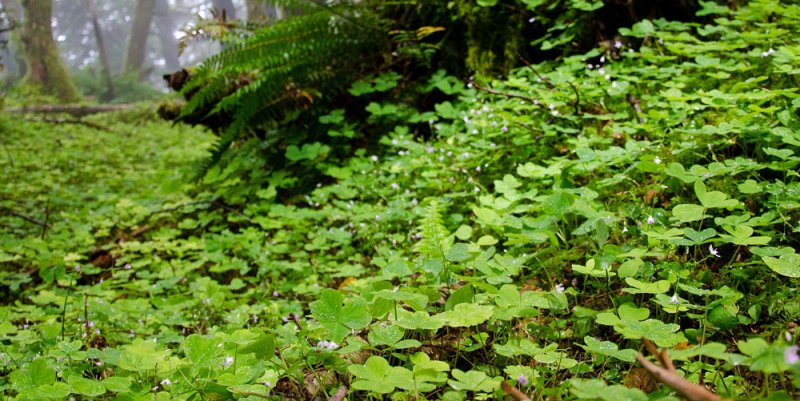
[329,385,348,401]
[501,381,532,401]
[636,339,727,401]
[469,80,546,110]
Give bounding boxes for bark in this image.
[0,0,24,81]
[212,0,235,20]
[153,0,179,71]
[122,0,155,77]
[246,0,267,23]
[19,0,78,102]
[85,0,114,100]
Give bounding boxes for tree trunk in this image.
[122,0,155,77]
[212,0,235,20]
[153,0,179,71]
[19,0,78,102]
[246,0,266,23]
[85,0,114,100]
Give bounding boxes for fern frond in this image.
[414,200,451,258]
[179,2,389,174]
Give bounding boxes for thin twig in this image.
[636,339,727,401]
[0,207,52,228]
[329,385,348,401]
[41,199,51,239]
[469,80,545,110]
[501,381,532,401]
[517,52,555,88]
[518,52,581,115]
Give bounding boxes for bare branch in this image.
[636,339,727,401]
[501,381,532,401]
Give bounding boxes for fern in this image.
[179,1,388,174]
[414,200,452,259]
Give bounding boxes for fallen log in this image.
[7,104,133,117]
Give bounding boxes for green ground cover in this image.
[3,1,800,400]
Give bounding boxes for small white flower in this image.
[654,156,662,164]
[670,293,680,305]
[528,17,535,23]
[375,214,381,222]
[390,183,399,190]
[555,284,565,293]
[223,356,234,369]
[370,155,379,162]
[614,40,622,49]
[622,226,628,233]
[658,37,664,45]
[474,187,480,193]
[646,215,655,225]
[709,244,720,258]
[786,332,793,342]
[587,63,594,69]
[160,379,171,386]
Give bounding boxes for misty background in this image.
[0,0,289,102]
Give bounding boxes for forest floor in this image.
[3,4,800,400]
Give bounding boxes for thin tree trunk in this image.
[122,0,155,77]
[19,0,78,102]
[246,0,266,23]
[85,0,114,100]
[212,0,235,20]
[153,0,179,71]
[0,0,24,81]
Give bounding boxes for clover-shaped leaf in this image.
[393,310,444,330]
[695,181,739,209]
[571,379,647,401]
[411,352,450,392]
[368,324,421,349]
[763,253,800,277]
[719,225,771,246]
[596,304,685,347]
[448,369,500,392]
[622,277,670,294]
[432,303,493,327]
[738,338,790,374]
[579,336,637,362]
[349,356,414,394]
[310,289,372,343]
[672,203,705,223]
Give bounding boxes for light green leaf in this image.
[763,253,800,277]
[433,303,493,327]
[672,204,705,223]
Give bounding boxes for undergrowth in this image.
[3,1,800,400]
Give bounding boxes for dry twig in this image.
[501,381,532,401]
[636,339,728,401]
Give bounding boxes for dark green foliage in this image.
[179,2,388,174]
